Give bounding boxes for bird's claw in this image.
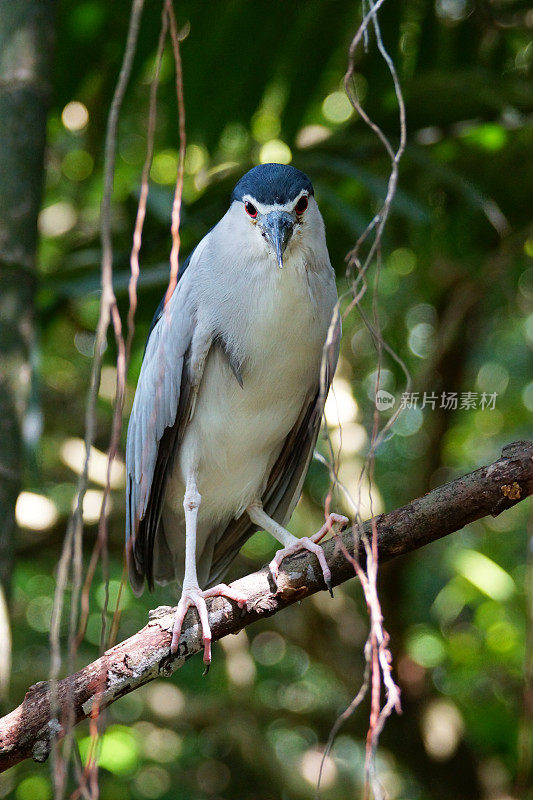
[269,513,348,597]
[170,584,247,667]
[202,635,211,672]
[311,513,349,544]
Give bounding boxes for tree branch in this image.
[1,440,531,772]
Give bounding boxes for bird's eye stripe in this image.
[295,196,308,214]
[245,201,258,218]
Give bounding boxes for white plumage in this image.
[125,164,344,664]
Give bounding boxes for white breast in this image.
[180,255,331,517]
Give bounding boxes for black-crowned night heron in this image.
[126,163,346,666]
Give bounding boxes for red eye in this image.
[244,201,257,218]
[295,195,308,214]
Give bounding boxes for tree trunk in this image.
[0,0,55,702]
[0,0,55,594]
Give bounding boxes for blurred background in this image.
[1,0,532,798]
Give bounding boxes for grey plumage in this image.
[125,163,341,660]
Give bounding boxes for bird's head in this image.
[229,163,322,269]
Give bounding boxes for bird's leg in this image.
[247,503,348,597]
[171,473,247,666]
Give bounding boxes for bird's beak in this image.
[260,210,294,269]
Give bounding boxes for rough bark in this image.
[0,0,55,597]
[0,440,531,772]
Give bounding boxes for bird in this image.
[125,162,347,667]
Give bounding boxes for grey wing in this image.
[125,268,202,596]
[207,308,341,587]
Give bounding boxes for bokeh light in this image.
[476,362,509,394]
[453,550,515,601]
[251,631,286,666]
[61,100,89,131]
[522,381,533,411]
[221,629,256,688]
[16,775,51,800]
[259,139,292,165]
[78,726,140,776]
[421,700,464,761]
[324,377,358,426]
[408,322,435,358]
[15,492,58,531]
[407,627,446,668]
[295,124,331,149]
[62,149,94,181]
[133,764,171,798]
[150,150,178,184]
[38,201,77,237]
[389,247,417,275]
[60,437,125,488]
[300,747,337,788]
[143,682,185,720]
[322,91,353,124]
[184,143,208,174]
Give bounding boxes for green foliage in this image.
[4,1,533,799]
